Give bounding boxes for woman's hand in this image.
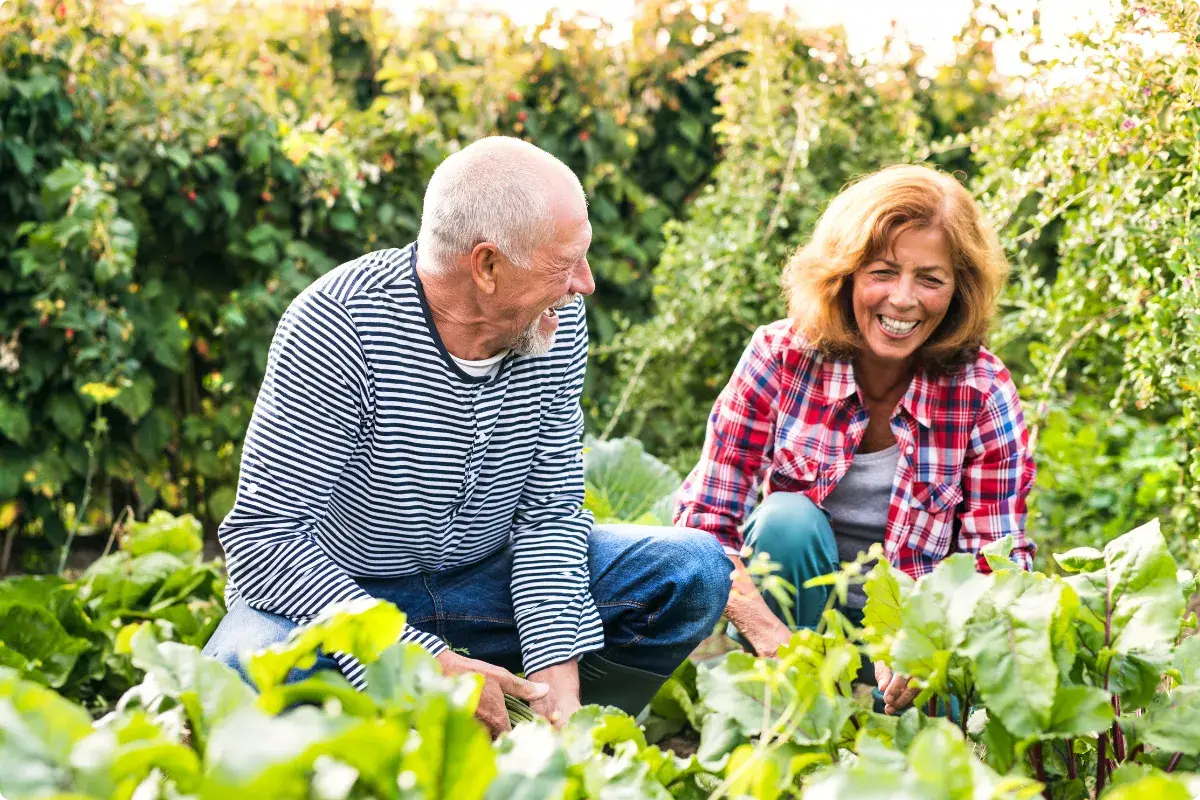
[724,554,795,658]
[741,613,795,658]
[874,661,920,714]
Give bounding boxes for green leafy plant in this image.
[0,510,223,710]
[635,520,1200,799]
[1,517,1198,798]
[582,435,680,525]
[975,0,1200,566]
[1029,399,1191,567]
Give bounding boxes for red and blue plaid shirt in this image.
[674,319,1036,580]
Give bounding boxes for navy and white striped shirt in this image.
[219,243,604,687]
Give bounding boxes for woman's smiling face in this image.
[851,225,956,365]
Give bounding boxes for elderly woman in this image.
[675,164,1035,714]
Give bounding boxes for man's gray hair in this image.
[417,137,582,274]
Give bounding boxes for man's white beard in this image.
[511,313,557,357]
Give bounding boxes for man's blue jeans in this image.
[202,524,731,703]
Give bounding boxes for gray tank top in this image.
[822,443,899,608]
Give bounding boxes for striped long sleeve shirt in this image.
[218,244,604,687]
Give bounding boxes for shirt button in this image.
[905,446,915,455]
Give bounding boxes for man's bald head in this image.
[417,137,586,274]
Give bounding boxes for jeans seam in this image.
[596,600,646,610]
[422,574,445,641]
[605,604,660,649]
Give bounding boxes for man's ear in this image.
[469,242,502,295]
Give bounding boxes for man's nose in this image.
[572,259,596,297]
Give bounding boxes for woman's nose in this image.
[889,275,918,310]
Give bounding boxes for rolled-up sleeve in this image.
[959,370,1037,572]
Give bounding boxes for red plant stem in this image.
[1128,744,1144,761]
[1095,732,1109,797]
[1167,752,1183,773]
[927,697,938,717]
[1065,738,1078,780]
[1112,696,1126,762]
[1031,742,1050,799]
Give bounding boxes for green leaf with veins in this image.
[861,556,914,661]
[890,554,990,701]
[960,570,1067,738]
[1063,519,1183,709]
[246,598,407,691]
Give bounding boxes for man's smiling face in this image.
[498,192,594,357]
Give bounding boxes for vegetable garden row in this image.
[2,441,1199,798]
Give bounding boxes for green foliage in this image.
[1029,401,1190,565]
[974,0,1200,563]
[0,516,1198,797]
[0,0,724,557]
[1057,519,1185,710]
[582,435,680,525]
[246,599,405,692]
[0,510,223,711]
[635,520,1200,799]
[802,721,1041,799]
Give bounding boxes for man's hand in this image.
[527,660,582,728]
[875,661,920,715]
[436,651,549,737]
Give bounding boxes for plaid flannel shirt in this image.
[674,319,1036,580]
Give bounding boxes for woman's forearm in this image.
[724,554,792,656]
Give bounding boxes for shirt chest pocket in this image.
[905,480,963,559]
[770,447,822,493]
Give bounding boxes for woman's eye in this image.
[921,276,944,287]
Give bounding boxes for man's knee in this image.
[201,597,296,684]
[657,530,731,627]
[745,492,834,569]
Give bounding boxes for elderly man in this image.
[201,136,730,735]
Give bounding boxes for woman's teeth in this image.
[878,315,918,335]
